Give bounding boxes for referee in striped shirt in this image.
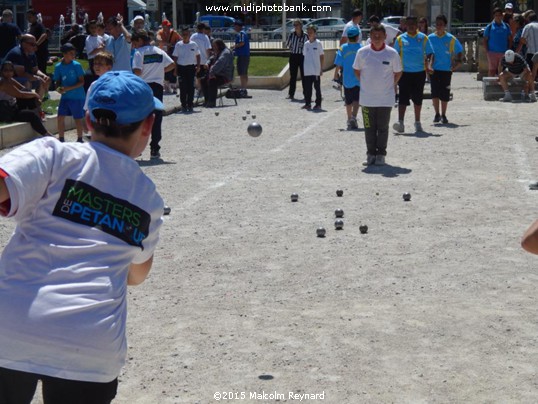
[286,19,309,100]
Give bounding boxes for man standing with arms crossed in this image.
[286,19,308,100]
[428,14,463,124]
[393,16,434,134]
[353,25,402,166]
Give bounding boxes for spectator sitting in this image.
[498,49,536,102]
[201,39,233,108]
[0,61,53,137]
[4,34,51,99]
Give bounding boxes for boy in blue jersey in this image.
[392,16,434,133]
[428,14,463,124]
[233,20,250,98]
[53,43,86,143]
[334,26,361,129]
[483,8,512,77]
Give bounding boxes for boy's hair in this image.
[26,9,38,16]
[91,111,146,140]
[93,51,114,66]
[1,60,15,72]
[197,22,207,30]
[96,22,105,29]
[529,12,537,22]
[106,16,121,26]
[369,15,380,24]
[131,29,150,43]
[493,7,503,15]
[307,24,317,32]
[352,9,363,18]
[370,25,386,35]
[181,25,191,33]
[86,19,97,33]
[435,14,448,24]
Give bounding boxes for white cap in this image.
[505,49,515,63]
[505,2,514,9]
[133,15,144,22]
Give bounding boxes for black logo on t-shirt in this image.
[53,180,151,248]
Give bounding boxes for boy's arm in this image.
[128,256,153,285]
[60,75,84,94]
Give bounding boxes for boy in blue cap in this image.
[0,71,164,402]
[54,42,86,143]
[334,25,361,129]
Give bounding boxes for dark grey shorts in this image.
[236,55,250,76]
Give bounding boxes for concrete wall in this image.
[0,116,75,149]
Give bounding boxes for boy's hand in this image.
[57,86,64,94]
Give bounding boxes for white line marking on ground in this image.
[177,109,342,210]
[513,142,534,191]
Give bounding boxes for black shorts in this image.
[430,70,452,102]
[236,55,250,76]
[344,86,360,105]
[0,367,118,403]
[398,71,426,106]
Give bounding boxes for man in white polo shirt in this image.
[131,29,176,159]
[173,26,201,112]
[341,9,363,45]
[190,22,212,97]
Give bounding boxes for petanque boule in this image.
[290,193,299,202]
[163,205,171,215]
[359,224,368,234]
[334,219,344,230]
[251,114,256,119]
[242,116,247,120]
[214,112,219,116]
[336,189,343,197]
[403,192,411,201]
[316,227,326,237]
[246,110,251,115]
[247,122,263,137]
[335,208,344,218]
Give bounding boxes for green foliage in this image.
[249,56,288,76]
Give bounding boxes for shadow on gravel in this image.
[433,123,470,129]
[338,128,365,132]
[362,164,412,178]
[396,130,442,138]
[136,159,177,167]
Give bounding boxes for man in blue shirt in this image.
[334,26,361,129]
[105,15,132,72]
[0,9,21,61]
[483,7,512,77]
[393,16,434,133]
[428,14,463,124]
[232,20,250,97]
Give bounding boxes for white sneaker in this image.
[393,121,404,133]
[502,92,513,102]
[362,154,376,166]
[374,155,385,166]
[414,122,423,132]
[529,93,537,102]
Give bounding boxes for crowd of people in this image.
[0,8,251,153]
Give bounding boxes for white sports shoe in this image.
[414,122,423,132]
[529,93,537,102]
[393,121,404,133]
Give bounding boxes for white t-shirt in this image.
[522,21,538,54]
[0,138,163,383]
[132,45,174,86]
[352,44,402,107]
[172,40,201,66]
[85,35,104,59]
[342,20,362,42]
[366,24,400,46]
[190,32,211,64]
[303,39,324,76]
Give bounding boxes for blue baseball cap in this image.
[88,71,164,125]
[347,26,360,38]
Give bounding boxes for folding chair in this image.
[218,81,238,107]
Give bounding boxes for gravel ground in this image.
[17,71,538,403]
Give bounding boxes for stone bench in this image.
[482,76,527,101]
[0,116,75,149]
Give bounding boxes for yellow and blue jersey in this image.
[428,32,463,71]
[334,42,361,88]
[393,32,434,73]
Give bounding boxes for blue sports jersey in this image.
[428,32,464,71]
[393,32,434,73]
[53,60,85,100]
[234,30,250,56]
[484,21,511,53]
[334,42,361,88]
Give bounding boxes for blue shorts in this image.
[58,98,85,119]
